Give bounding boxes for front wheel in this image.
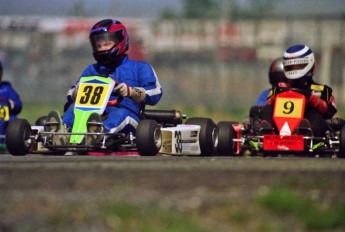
[216,121,237,156]
[338,124,345,158]
[6,119,32,156]
[136,119,161,156]
[185,117,216,156]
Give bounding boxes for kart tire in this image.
[6,119,32,156]
[216,121,236,156]
[136,119,161,156]
[339,124,345,158]
[35,115,47,126]
[185,117,216,156]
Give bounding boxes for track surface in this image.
[1,153,345,231]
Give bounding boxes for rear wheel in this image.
[136,119,161,156]
[6,119,32,156]
[35,116,47,126]
[185,117,216,156]
[216,121,236,156]
[339,124,345,158]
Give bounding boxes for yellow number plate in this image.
[76,83,110,108]
[0,106,9,121]
[274,97,304,118]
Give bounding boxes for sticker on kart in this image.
[273,90,306,135]
[71,76,115,144]
[0,105,10,121]
[160,125,200,155]
[263,134,304,151]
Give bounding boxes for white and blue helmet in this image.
[283,45,315,81]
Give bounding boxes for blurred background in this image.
[0,0,345,122]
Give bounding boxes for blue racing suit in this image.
[0,81,23,143]
[255,88,270,106]
[62,55,162,134]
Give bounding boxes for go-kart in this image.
[0,100,11,151]
[5,76,216,156]
[216,87,345,158]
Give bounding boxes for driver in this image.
[255,57,286,106]
[46,19,163,145]
[0,60,23,148]
[262,44,337,137]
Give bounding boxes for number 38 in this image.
[79,86,104,105]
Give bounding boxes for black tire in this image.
[216,121,236,156]
[35,116,47,126]
[339,124,345,158]
[185,117,216,156]
[136,119,161,156]
[6,119,32,156]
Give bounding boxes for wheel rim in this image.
[153,127,162,149]
[23,127,32,148]
[212,127,218,148]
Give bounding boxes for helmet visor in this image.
[283,63,308,72]
[90,33,119,52]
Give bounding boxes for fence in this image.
[0,16,344,113]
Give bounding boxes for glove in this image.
[72,83,79,101]
[67,83,79,102]
[308,94,328,113]
[8,99,15,111]
[114,83,146,103]
[114,83,131,97]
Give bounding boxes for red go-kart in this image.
[216,88,345,158]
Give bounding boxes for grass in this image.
[19,102,64,125]
[31,188,345,232]
[257,188,345,230]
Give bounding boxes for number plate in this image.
[0,105,9,121]
[273,90,306,135]
[76,83,111,108]
[70,76,115,144]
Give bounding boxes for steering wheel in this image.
[107,82,124,106]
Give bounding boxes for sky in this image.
[0,0,344,19]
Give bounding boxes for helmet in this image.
[0,61,3,82]
[89,19,129,65]
[283,44,315,82]
[268,57,286,85]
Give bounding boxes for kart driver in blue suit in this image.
[47,19,162,145]
[0,60,23,146]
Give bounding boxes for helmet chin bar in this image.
[94,52,124,67]
[93,44,120,65]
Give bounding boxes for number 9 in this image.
[283,100,294,114]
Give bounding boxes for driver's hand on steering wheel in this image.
[114,83,146,103]
[114,83,131,97]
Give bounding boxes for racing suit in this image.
[0,81,23,143]
[263,80,337,136]
[255,88,270,106]
[62,55,162,134]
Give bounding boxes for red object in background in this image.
[127,40,146,61]
[63,19,93,36]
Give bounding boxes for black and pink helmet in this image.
[268,57,286,86]
[89,19,129,65]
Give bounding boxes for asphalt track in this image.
[1,152,345,171]
[1,153,345,231]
